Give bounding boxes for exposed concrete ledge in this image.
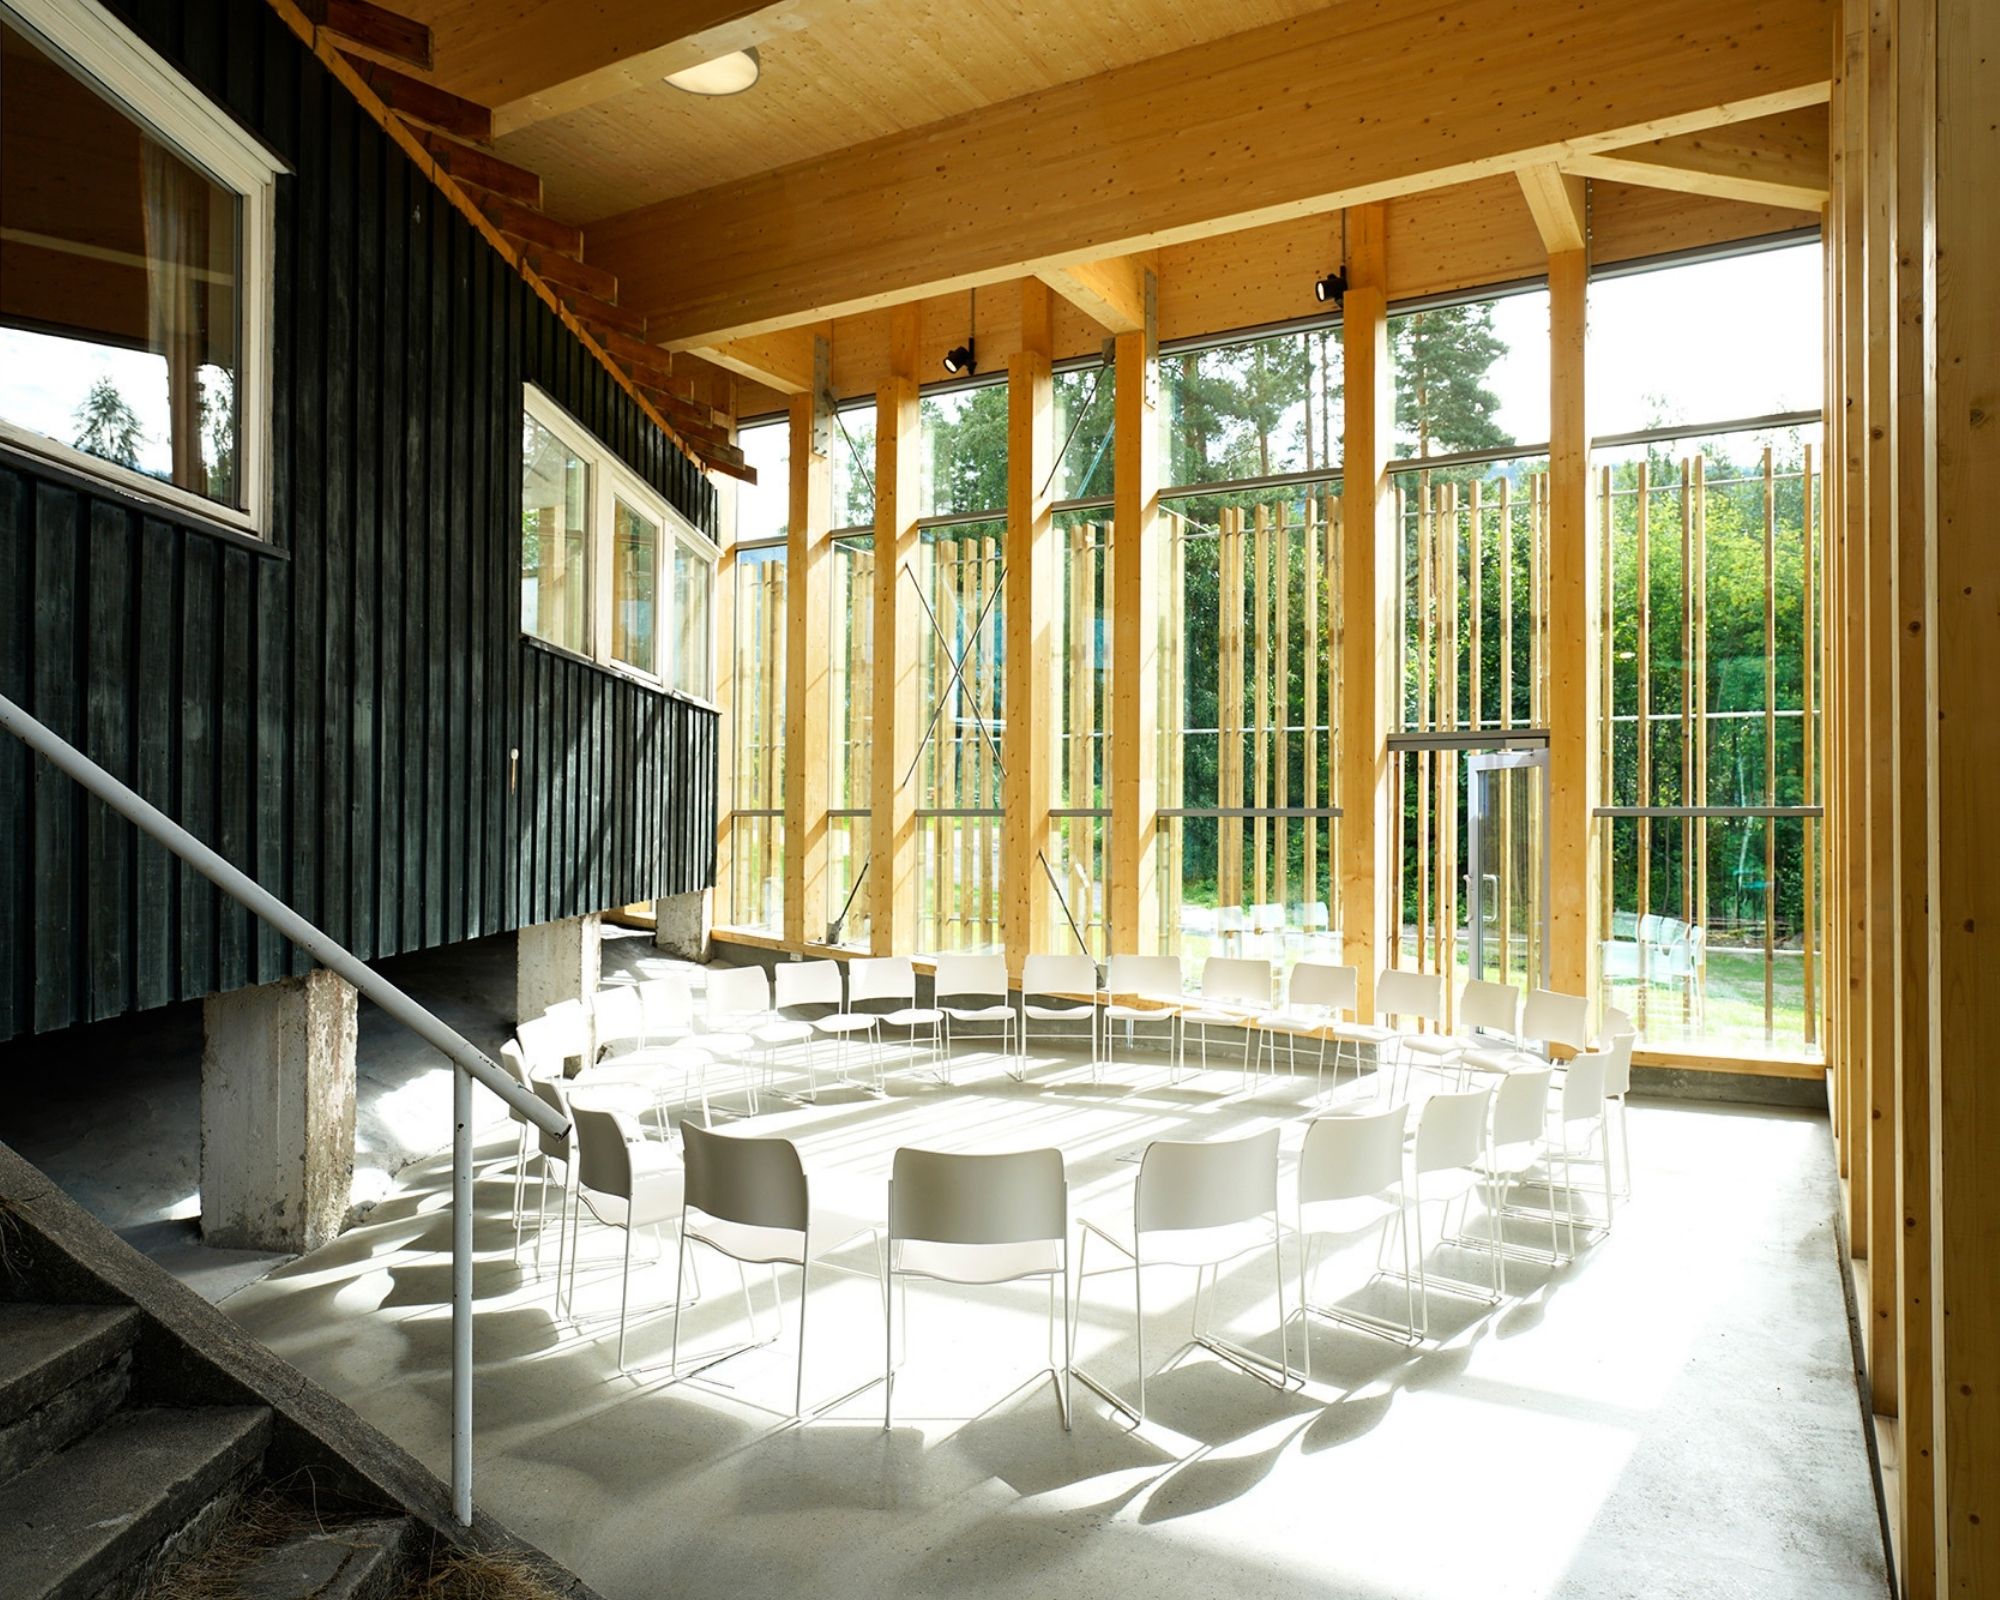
[0,1139,603,1600]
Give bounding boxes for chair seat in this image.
[604,1041,715,1071]
[565,1079,660,1116]
[882,1006,945,1029]
[1255,1010,1327,1035]
[943,1002,1014,1023]
[1023,1002,1093,1021]
[1080,1213,1280,1270]
[1461,1047,1541,1074]
[689,1206,878,1267]
[1403,1034,1467,1060]
[893,1237,1063,1285]
[694,1030,758,1058]
[1326,1020,1397,1044]
[1104,1002,1178,1022]
[1180,1005,1258,1027]
[754,1019,816,1048]
[812,1014,878,1036]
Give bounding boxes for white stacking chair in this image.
[583,985,701,1133]
[774,959,880,1092]
[635,974,698,1046]
[1179,957,1273,1083]
[1596,1005,1637,1198]
[1073,1128,1290,1421]
[528,1072,577,1301]
[933,953,1016,1067]
[884,1147,1071,1430]
[1544,1049,1613,1254]
[1311,964,1396,1090]
[1293,1106,1417,1368]
[1402,977,1522,1084]
[1446,1065,1557,1280]
[1372,968,1449,1097]
[1252,961,1353,1088]
[565,1100,692,1372]
[1019,953,1100,1081]
[673,1122,884,1418]
[1389,1085,1502,1337]
[517,998,591,1080]
[1101,954,1184,1080]
[849,956,946,1083]
[705,963,816,1102]
[497,1040,540,1250]
[1519,987,1592,1065]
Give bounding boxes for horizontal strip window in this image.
[1586,224,1821,285]
[1595,805,1825,820]
[1162,467,1342,503]
[1389,729,1550,752]
[1160,807,1342,820]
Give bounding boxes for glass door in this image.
[1467,749,1550,993]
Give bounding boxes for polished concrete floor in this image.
[221,1019,1890,1600]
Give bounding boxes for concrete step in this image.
[232,1516,416,1600]
[0,1403,271,1600]
[0,1305,141,1482]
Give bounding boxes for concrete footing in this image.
[515,914,601,1026]
[653,891,710,962]
[199,969,358,1253]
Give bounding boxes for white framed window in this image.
[521,385,717,699]
[0,0,281,533]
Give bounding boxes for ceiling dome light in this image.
[942,341,976,376]
[666,47,760,96]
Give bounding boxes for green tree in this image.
[1392,303,1508,458]
[72,376,143,468]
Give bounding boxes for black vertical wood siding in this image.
[0,0,719,1042]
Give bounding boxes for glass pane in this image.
[674,540,712,697]
[521,414,589,653]
[1055,365,1115,499]
[914,521,1005,812]
[1160,324,1344,489]
[1049,815,1109,960]
[1057,512,1109,811]
[1391,289,1548,459]
[1589,243,1823,436]
[826,813,870,949]
[729,814,784,936]
[832,400,876,529]
[612,496,659,673]
[731,545,786,810]
[920,384,1008,517]
[735,418,788,543]
[828,535,874,812]
[1,16,243,506]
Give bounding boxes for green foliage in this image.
[71,375,143,469]
[1392,302,1508,458]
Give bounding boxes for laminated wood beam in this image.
[588,0,1832,345]
[304,0,431,70]
[338,51,490,141]
[1562,107,1831,212]
[413,129,542,206]
[1517,166,1588,253]
[690,330,819,396]
[474,193,583,257]
[1036,254,1154,334]
[504,240,619,300]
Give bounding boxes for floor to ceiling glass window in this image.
[721,416,790,935]
[1591,240,1824,1057]
[1388,285,1553,1021]
[1155,323,1344,985]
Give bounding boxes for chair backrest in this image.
[1285,961,1356,1014]
[1522,987,1591,1052]
[1459,978,1521,1038]
[1298,1106,1406,1205]
[773,958,843,1010]
[1600,1004,1635,1048]
[517,998,590,1077]
[933,952,1007,1002]
[1561,1050,1608,1122]
[1376,967,1445,1026]
[1106,953,1185,1001]
[1021,953,1097,997]
[499,1040,534,1125]
[637,974,695,1034]
[1302,901,1331,932]
[1491,1066,1554,1148]
[592,985,646,1053]
[849,955,916,1006]
[889,1147,1066,1246]
[680,1121,809,1232]
[1136,1128,1280,1233]
[707,963,772,1019]
[1200,956,1272,1007]
[530,1073,571,1163]
[1412,1086,1493,1176]
[1600,1029,1636,1098]
[570,1104,643,1201]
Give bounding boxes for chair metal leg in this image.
[794,1254,810,1420]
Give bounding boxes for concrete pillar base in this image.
[200,968,358,1252]
[654,890,711,962]
[516,914,601,1025]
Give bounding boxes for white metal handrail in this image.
[0,690,567,1527]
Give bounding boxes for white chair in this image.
[635,974,698,1046]
[849,956,946,1083]
[1390,1085,1502,1337]
[1019,953,1100,1081]
[1544,1050,1613,1254]
[1073,1128,1290,1421]
[1446,1066,1557,1281]
[1312,965,1398,1090]
[1520,987,1592,1065]
[517,998,591,1079]
[1596,1005,1637,1198]
[707,963,815,1103]
[583,986,698,1133]
[528,1072,576,1298]
[933,953,1016,1066]
[1101,954,1184,1080]
[1252,961,1353,1088]
[885,1147,1071,1430]
[672,1122,884,1418]
[774,959,879,1092]
[1373,968,1449,1097]
[497,1040,540,1249]
[1179,957,1273,1083]
[565,1099,691,1370]
[1293,1106,1417,1368]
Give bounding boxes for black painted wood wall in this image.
[0,0,719,1042]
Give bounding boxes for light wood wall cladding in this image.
[588,0,1831,346]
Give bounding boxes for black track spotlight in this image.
[942,340,976,376]
[1314,270,1347,308]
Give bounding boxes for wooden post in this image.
[1004,283,1056,976]
[1548,246,1598,1007]
[1804,443,1819,1048]
[1339,205,1395,1015]
[783,342,832,948]
[1109,280,1161,951]
[870,310,921,953]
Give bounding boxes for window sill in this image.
[0,435,281,559]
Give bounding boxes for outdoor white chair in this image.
[1252,961,1354,1088]
[1292,1105,1417,1368]
[565,1100,692,1372]
[849,956,946,1083]
[1102,954,1184,1080]
[932,953,1016,1066]
[1386,1084,1502,1337]
[774,959,879,1092]
[1073,1127,1290,1421]
[672,1122,884,1418]
[1019,953,1099,1081]
[884,1147,1071,1430]
[1179,956,1273,1083]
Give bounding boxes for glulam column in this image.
[1004,283,1057,976]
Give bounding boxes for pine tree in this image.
[1392,302,1508,458]
[71,376,144,468]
